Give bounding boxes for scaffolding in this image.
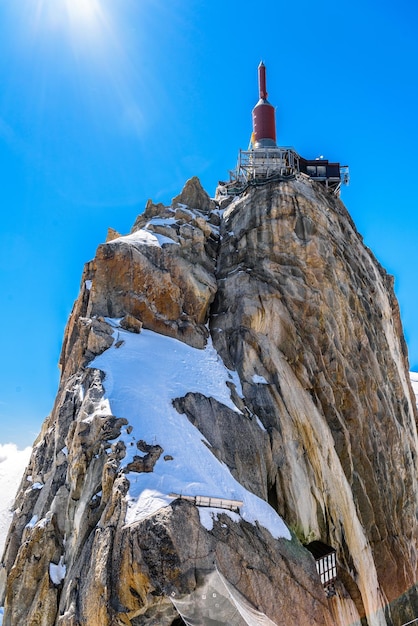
[234,147,299,181]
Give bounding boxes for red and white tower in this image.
[251,62,277,148]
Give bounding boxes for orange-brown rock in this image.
[59,179,219,384]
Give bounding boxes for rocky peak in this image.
[1,175,418,626]
[171,175,213,213]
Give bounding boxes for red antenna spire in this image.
[258,61,267,100]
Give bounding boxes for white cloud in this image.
[0,443,31,557]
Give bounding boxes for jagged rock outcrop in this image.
[1,175,418,626]
[59,178,218,386]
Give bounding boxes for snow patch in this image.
[198,507,241,531]
[81,399,112,424]
[114,229,178,248]
[77,383,85,402]
[125,488,173,524]
[148,217,177,226]
[252,374,268,385]
[26,515,38,529]
[85,280,92,290]
[49,557,66,585]
[90,326,290,541]
[254,416,267,432]
[223,196,246,222]
[34,516,49,529]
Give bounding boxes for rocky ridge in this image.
[1,175,417,625]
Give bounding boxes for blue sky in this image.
[0,0,417,448]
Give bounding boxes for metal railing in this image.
[227,147,349,197]
[169,493,243,513]
[401,618,418,626]
[234,147,300,182]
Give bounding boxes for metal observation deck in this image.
[226,147,349,197]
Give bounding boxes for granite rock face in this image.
[212,179,418,624]
[1,176,418,626]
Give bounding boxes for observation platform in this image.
[225,147,349,197]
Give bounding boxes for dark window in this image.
[305,541,337,587]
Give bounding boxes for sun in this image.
[65,0,102,26]
[28,0,107,39]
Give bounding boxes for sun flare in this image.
[65,0,102,25]
[29,0,107,39]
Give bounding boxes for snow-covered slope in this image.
[90,320,290,539]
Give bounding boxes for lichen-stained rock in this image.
[2,175,418,626]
